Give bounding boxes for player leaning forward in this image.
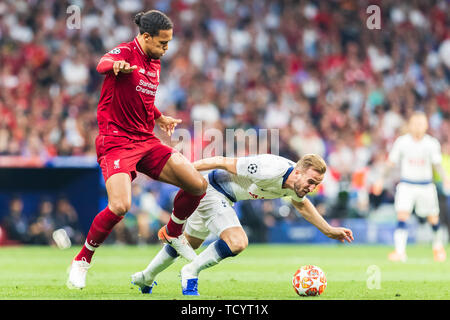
[67,11,208,289]
[131,154,354,295]
[374,112,450,262]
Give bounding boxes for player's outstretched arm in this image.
[96,58,137,75]
[193,157,238,174]
[292,198,354,243]
[433,163,450,193]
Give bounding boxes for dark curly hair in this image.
[134,10,173,37]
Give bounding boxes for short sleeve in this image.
[96,44,134,74]
[388,137,402,165]
[102,44,133,62]
[236,154,291,181]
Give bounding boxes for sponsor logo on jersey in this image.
[139,68,146,74]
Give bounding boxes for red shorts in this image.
[95,134,175,182]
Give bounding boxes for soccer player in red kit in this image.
[67,10,207,289]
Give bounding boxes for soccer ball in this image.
[292,265,327,296]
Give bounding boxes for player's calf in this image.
[107,198,131,216]
[220,227,248,255]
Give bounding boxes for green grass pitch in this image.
[0,244,448,300]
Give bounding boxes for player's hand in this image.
[113,60,137,75]
[327,227,354,243]
[156,115,182,136]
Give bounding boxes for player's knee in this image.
[397,211,410,221]
[188,175,208,196]
[228,235,248,255]
[108,199,131,216]
[427,215,439,225]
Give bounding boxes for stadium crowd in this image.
[0,0,450,244]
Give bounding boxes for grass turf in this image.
[0,243,448,300]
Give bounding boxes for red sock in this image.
[166,190,205,236]
[75,206,123,263]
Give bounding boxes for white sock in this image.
[394,228,408,254]
[184,241,226,277]
[142,244,178,281]
[184,239,236,277]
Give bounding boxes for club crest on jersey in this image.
[139,68,146,74]
[109,48,121,54]
[114,159,120,169]
[248,163,258,174]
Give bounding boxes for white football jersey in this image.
[388,134,442,182]
[207,154,304,203]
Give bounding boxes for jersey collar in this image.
[282,166,294,187]
[134,37,145,56]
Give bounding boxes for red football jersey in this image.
[96,37,162,140]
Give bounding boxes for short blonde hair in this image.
[295,154,327,174]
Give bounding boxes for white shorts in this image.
[394,182,439,217]
[184,184,242,240]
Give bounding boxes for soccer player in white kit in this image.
[374,112,450,262]
[131,154,354,295]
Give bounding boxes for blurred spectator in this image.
[238,200,269,243]
[113,182,170,245]
[28,198,55,245]
[54,196,84,245]
[1,196,29,243]
[437,140,450,239]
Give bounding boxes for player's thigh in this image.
[105,172,132,216]
[394,183,414,218]
[205,200,243,244]
[157,152,207,195]
[415,184,440,220]
[184,187,238,243]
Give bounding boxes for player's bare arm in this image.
[433,163,450,191]
[373,160,395,196]
[193,156,238,174]
[292,198,353,243]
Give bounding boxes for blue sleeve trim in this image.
[208,170,237,202]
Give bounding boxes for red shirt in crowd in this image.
[96,37,162,140]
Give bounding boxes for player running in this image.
[373,112,450,262]
[67,10,208,289]
[131,153,354,295]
